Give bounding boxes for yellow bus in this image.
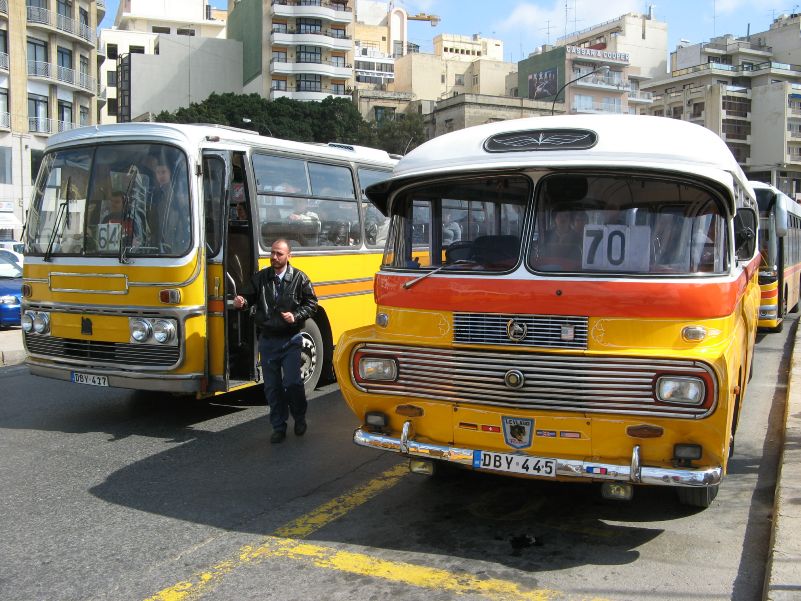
[751,181,801,332]
[334,115,761,508]
[22,123,396,395]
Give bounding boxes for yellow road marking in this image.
[145,462,609,601]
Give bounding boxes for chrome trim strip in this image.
[354,426,722,488]
[317,290,372,301]
[631,444,641,483]
[49,272,129,294]
[315,276,374,286]
[128,254,202,287]
[22,301,205,317]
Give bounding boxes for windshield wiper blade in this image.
[44,176,71,262]
[402,260,474,290]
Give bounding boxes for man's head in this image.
[155,163,171,187]
[270,239,291,272]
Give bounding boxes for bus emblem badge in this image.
[502,416,533,449]
[506,319,527,342]
[81,317,93,336]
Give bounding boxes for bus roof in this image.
[45,122,398,168]
[367,114,750,214]
[750,180,801,217]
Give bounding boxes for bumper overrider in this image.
[354,420,722,488]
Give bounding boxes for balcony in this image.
[28,61,97,95]
[271,0,352,24]
[0,0,7,16]
[0,52,8,72]
[722,109,751,121]
[570,72,626,91]
[571,101,625,114]
[56,120,79,133]
[271,29,352,51]
[27,6,95,46]
[270,57,352,79]
[626,89,654,103]
[270,85,350,101]
[0,112,9,130]
[28,117,54,135]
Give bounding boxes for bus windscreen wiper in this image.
[402,260,474,289]
[44,176,71,262]
[119,165,138,264]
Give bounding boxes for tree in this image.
[373,112,426,155]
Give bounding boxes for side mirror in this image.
[734,208,757,261]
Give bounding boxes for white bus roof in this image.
[45,122,398,168]
[750,180,801,217]
[367,114,750,213]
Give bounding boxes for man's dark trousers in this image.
[259,333,306,433]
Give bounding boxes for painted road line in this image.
[145,462,607,601]
[145,463,409,601]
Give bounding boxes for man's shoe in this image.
[294,421,307,436]
[270,430,286,444]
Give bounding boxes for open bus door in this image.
[203,151,257,392]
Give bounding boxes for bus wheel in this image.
[300,318,324,394]
[677,484,719,508]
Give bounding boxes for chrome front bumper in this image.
[27,360,203,393]
[354,421,722,488]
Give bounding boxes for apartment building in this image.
[98,0,227,123]
[643,13,801,195]
[227,0,354,101]
[1,0,102,240]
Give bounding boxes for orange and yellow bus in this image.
[334,115,760,508]
[751,180,801,332]
[22,123,395,395]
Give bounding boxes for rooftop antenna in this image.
[541,19,552,45]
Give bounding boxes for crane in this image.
[407,12,441,26]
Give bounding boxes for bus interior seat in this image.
[321,220,352,246]
[261,221,321,247]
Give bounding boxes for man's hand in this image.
[233,295,246,310]
[281,311,295,324]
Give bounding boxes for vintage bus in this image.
[22,123,396,395]
[751,180,801,332]
[334,115,761,508]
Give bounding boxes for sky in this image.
[99,0,801,64]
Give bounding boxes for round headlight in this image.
[152,320,175,344]
[32,312,50,334]
[130,318,152,342]
[21,312,34,333]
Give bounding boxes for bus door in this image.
[202,151,257,391]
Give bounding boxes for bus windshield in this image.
[27,143,191,258]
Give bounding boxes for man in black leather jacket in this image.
[234,239,318,443]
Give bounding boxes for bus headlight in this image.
[21,311,34,333]
[152,319,176,344]
[32,312,50,334]
[130,318,152,343]
[656,376,705,405]
[358,357,398,381]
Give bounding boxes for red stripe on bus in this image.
[761,288,778,299]
[376,272,754,319]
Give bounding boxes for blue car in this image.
[0,254,22,328]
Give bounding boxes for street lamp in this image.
[550,65,611,115]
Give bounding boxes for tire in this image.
[677,484,719,508]
[300,318,324,395]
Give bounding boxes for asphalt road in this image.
[0,316,796,601]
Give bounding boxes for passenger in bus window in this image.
[442,209,462,245]
[288,197,320,223]
[541,210,582,266]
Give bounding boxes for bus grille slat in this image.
[454,313,589,349]
[25,335,179,368]
[357,343,715,419]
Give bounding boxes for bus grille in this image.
[355,344,716,419]
[25,335,179,368]
[453,313,588,349]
